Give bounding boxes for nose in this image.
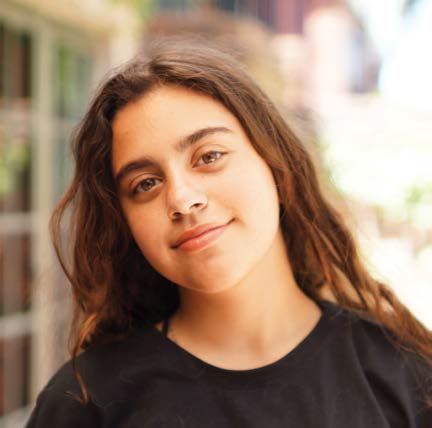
[167,176,208,220]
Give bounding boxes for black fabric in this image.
[25,299,432,427]
[162,316,169,338]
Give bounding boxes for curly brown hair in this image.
[50,37,432,407]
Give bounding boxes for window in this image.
[0,21,33,423]
[0,15,93,426]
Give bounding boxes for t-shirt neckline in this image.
[144,298,339,388]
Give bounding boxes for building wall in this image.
[0,1,139,426]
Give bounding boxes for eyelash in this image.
[131,150,228,195]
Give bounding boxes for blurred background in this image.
[0,0,431,425]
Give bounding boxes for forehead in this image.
[110,85,247,175]
[112,85,240,144]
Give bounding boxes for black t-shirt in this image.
[25,299,432,427]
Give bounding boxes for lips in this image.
[172,221,231,249]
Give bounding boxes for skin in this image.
[111,85,322,370]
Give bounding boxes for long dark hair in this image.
[50,37,432,407]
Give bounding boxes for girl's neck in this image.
[158,229,323,369]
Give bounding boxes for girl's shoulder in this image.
[25,322,162,427]
[323,299,430,368]
[324,299,432,412]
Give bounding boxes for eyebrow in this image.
[114,126,233,186]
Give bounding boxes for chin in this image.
[188,284,234,295]
[182,268,249,295]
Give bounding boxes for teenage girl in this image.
[26,38,432,427]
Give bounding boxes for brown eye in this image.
[196,151,227,166]
[133,178,161,195]
[130,151,227,197]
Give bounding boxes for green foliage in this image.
[0,137,31,198]
[405,183,432,208]
[401,182,432,229]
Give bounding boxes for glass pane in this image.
[0,234,32,316]
[53,44,92,196]
[0,334,31,416]
[0,24,32,100]
[52,132,73,202]
[0,137,32,213]
[0,22,32,213]
[54,45,91,119]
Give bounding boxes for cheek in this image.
[123,207,160,255]
[233,157,280,222]
[123,205,179,278]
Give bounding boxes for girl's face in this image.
[111,85,281,293]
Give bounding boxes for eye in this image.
[132,178,161,195]
[195,150,227,167]
[131,151,227,196]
